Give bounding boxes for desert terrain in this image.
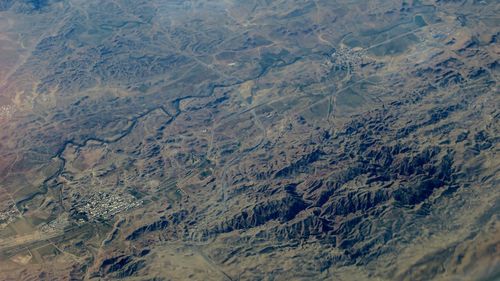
[0,0,498,280]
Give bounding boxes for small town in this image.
[71,191,141,222]
[0,203,18,229]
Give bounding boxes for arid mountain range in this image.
[0,0,498,280]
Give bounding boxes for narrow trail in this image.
[191,245,234,281]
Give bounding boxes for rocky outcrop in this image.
[125,218,169,241]
[93,254,147,278]
[274,149,324,178]
[211,194,308,235]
